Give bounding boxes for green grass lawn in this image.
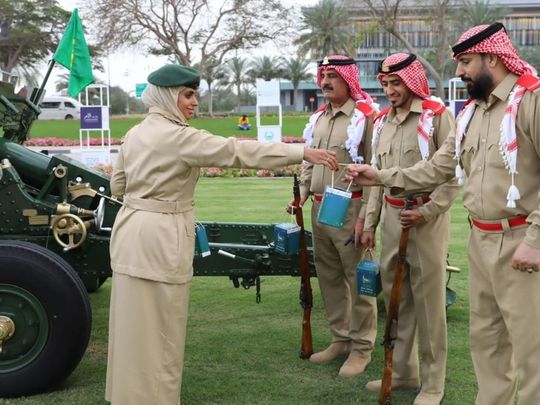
[4,178,475,404]
[29,115,311,140]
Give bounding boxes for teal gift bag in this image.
[317,171,353,228]
[357,249,381,297]
[274,223,301,255]
[194,223,211,258]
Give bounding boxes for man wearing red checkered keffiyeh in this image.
[345,23,540,405]
[294,55,378,378]
[361,52,458,405]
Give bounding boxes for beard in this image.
[463,72,494,100]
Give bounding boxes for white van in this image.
[38,96,81,120]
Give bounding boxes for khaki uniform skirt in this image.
[105,272,190,405]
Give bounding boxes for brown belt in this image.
[124,196,194,213]
[384,195,431,208]
[471,215,528,232]
[313,191,363,202]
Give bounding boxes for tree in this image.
[0,0,69,73]
[248,56,283,82]
[86,0,292,82]
[360,0,447,99]
[0,0,103,90]
[295,0,355,59]
[54,72,70,93]
[281,56,313,111]
[194,58,226,116]
[454,0,509,33]
[218,57,251,111]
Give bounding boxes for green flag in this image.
[53,8,94,97]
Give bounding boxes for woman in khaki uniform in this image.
[105,64,337,405]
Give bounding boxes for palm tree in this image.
[454,0,509,34]
[194,58,226,116]
[294,0,354,59]
[218,57,251,111]
[55,73,70,93]
[248,56,283,82]
[281,56,314,111]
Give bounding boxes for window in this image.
[64,102,76,108]
[40,102,61,108]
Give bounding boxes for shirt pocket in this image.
[376,140,392,169]
[402,136,421,167]
[327,137,349,162]
[487,140,506,169]
[460,132,478,175]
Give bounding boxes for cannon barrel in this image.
[0,137,51,188]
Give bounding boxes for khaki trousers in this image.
[106,272,190,405]
[379,203,449,393]
[469,225,540,405]
[311,198,377,355]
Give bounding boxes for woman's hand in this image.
[303,148,338,171]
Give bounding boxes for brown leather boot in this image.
[365,378,421,392]
[309,341,349,364]
[338,351,371,377]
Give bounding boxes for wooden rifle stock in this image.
[293,174,314,359]
[379,195,414,405]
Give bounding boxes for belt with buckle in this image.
[384,195,431,208]
[471,215,528,232]
[313,191,363,202]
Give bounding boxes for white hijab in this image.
[141,83,188,125]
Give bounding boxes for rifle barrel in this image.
[379,195,414,405]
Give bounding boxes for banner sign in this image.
[80,106,109,130]
[256,79,280,106]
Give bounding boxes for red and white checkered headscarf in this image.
[453,24,539,208]
[453,24,536,76]
[371,53,443,164]
[377,53,430,99]
[317,55,373,104]
[304,56,376,164]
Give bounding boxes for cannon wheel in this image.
[0,241,91,397]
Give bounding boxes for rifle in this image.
[293,174,314,359]
[379,195,414,405]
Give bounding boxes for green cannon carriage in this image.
[0,75,314,397]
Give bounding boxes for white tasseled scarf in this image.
[302,102,374,163]
[454,83,527,208]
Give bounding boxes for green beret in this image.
[147,64,200,88]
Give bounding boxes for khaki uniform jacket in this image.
[365,97,459,229]
[301,98,373,217]
[110,111,304,284]
[378,73,540,247]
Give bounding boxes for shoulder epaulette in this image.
[374,106,391,122]
[356,102,376,117]
[422,99,446,116]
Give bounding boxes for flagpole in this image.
[32,59,56,105]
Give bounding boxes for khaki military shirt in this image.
[301,98,374,218]
[364,98,459,229]
[378,73,540,248]
[110,110,305,284]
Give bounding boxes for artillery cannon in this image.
[0,74,315,397]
